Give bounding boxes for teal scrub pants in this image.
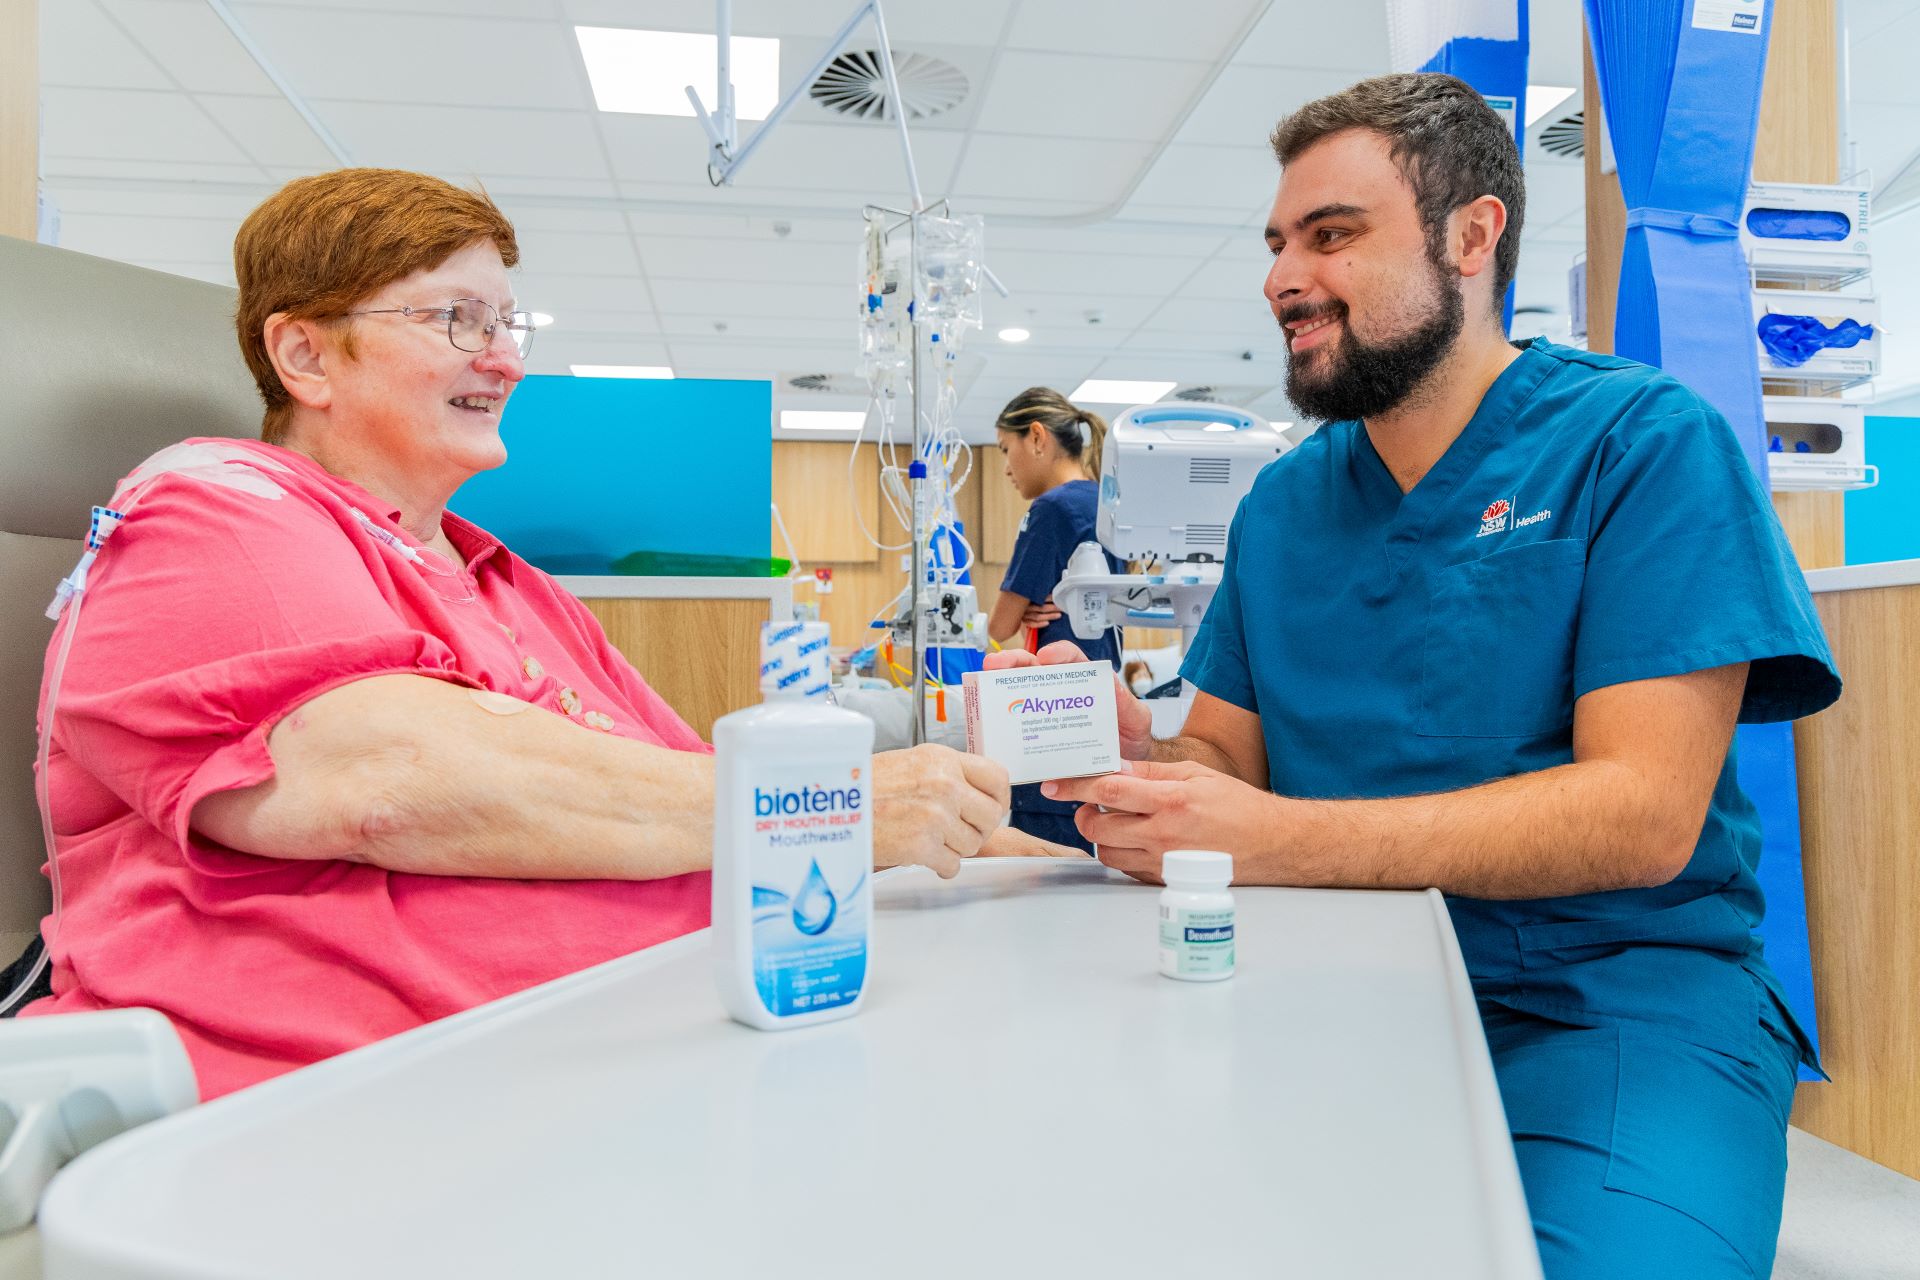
[1482,1003,1800,1279]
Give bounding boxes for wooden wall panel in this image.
[1,0,36,240]
[980,467,1030,564]
[1580,32,1626,359]
[1754,0,1840,185]
[1789,584,1920,1178]
[771,440,880,564]
[581,596,770,741]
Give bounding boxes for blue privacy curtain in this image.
[1386,0,1530,329]
[1587,0,1823,1076]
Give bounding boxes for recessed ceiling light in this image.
[571,364,674,378]
[781,410,867,433]
[997,327,1030,343]
[1524,85,1576,128]
[576,26,779,119]
[529,312,555,328]
[1069,378,1177,404]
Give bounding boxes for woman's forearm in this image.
[192,673,714,879]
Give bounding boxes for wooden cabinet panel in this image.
[1790,583,1920,1178]
[581,596,769,741]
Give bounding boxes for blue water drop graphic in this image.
[790,859,838,936]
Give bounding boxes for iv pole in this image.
[688,0,1007,745]
[688,0,939,741]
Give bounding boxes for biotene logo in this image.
[755,784,864,816]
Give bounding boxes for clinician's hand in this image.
[983,640,1154,760]
[1042,759,1280,884]
[871,744,1011,879]
[1019,599,1063,629]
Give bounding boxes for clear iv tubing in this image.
[1,550,91,1016]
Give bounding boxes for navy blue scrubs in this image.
[1183,340,1839,1278]
[999,478,1123,851]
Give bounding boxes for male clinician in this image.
[989,74,1838,1280]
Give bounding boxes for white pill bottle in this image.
[1159,849,1236,981]
[712,621,876,1029]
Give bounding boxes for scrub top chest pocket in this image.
[1418,537,1588,738]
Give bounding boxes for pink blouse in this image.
[24,439,713,1099]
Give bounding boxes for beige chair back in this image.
[0,238,259,957]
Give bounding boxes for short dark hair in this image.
[1271,73,1525,311]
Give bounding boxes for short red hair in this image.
[233,168,519,444]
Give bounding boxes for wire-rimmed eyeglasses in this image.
[342,297,536,358]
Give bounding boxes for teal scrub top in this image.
[1183,339,1840,1065]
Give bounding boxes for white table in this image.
[38,860,1541,1279]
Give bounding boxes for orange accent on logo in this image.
[1482,499,1512,522]
[851,768,862,781]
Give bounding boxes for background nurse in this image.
[986,386,1125,851]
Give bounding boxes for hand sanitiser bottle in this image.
[712,621,875,1030]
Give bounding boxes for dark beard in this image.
[1280,256,1465,424]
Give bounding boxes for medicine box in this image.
[962,662,1122,787]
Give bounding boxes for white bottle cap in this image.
[1162,849,1232,888]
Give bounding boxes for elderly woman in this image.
[22,168,1020,1099]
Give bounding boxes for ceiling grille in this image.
[809,50,969,122]
[1535,109,1585,159]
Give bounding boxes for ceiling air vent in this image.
[1171,383,1275,405]
[809,50,969,122]
[784,372,865,395]
[1533,108,1585,160]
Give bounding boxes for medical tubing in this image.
[4,498,128,1016]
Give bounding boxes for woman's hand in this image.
[974,825,1088,859]
[870,744,1010,878]
[1020,598,1063,630]
[983,640,1155,760]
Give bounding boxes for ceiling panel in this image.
[313,102,611,181]
[513,229,643,276]
[638,237,853,286]
[107,0,281,96]
[1134,293,1277,337]
[970,52,1215,142]
[985,248,1201,297]
[229,7,591,110]
[39,1,171,91]
[237,0,562,16]
[1005,0,1266,62]
[1170,64,1357,148]
[1122,141,1278,221]
[42,157,269,183]
[56,212,242,263]
[40,86,256,165]
[648,279,846,320]
[195,94,342,169]
[1235,3,1389,72]
[523,272,656,314]
[950,134,1156,208]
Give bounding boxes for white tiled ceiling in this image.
[36,0,1765,437]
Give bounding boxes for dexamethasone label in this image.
[1159,903,1235,979]
[749,763,869,1016]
